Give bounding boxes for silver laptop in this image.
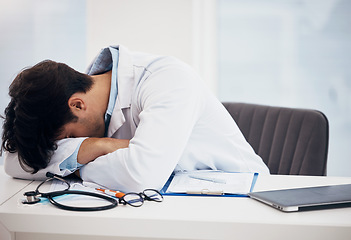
[248,184,351,212]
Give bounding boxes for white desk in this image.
[0,166,351,240]
[0,166,33,240]
[0,167,33,205]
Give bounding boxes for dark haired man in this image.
[2,45,269,192]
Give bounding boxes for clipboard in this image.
[160,170,258,197]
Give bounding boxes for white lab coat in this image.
[4,45,269,192]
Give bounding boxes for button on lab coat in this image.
[4,45,269,192]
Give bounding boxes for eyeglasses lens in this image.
[123,193,144,207]
[143,189,163,202]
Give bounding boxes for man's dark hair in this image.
[2,60,93,173]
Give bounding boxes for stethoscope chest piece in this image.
[23,191,41,204]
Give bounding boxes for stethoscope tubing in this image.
[23,172,118,211]
[44,190,118,211]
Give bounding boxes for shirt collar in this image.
[86,46,119,134]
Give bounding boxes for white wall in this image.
[85,0,217,91]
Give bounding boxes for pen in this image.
[188,175,227,184]
[96,188,125,198]
[186,189,224,195]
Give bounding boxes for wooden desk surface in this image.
[1,167,351,240]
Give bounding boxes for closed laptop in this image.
[248,184,351,212]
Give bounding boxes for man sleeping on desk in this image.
[2,45,269,192]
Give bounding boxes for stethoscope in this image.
[23,172,118,211]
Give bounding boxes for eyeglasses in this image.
[119,189,163,207]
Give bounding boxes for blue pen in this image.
[188,175,227,184]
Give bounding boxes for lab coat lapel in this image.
[107,45,135,137]
[107,97,125,137]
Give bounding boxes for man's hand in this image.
[77,138,130,165]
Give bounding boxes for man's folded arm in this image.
[77,138,130,164]
[4,137,86,180]
[3,137,129,180]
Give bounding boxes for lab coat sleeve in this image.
[80,65,204,192]
[3,137,87,180]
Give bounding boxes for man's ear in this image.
[68,96,86,114]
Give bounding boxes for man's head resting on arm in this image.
[2,60,93,173]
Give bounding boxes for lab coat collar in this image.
[107,45,135,137]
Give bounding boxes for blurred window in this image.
[218,0,351,176]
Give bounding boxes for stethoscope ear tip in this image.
[23,191,41,204]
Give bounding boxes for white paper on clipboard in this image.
[165,170,257,195]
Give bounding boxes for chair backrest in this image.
[222,102,329,176]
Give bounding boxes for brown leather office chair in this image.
[223,102,329,176]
